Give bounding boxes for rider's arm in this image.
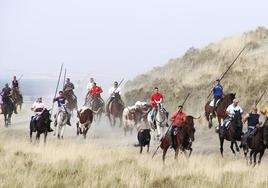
[242,113,249,124]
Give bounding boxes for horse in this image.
[107,93,124,127]
[64,90,78,114]
[30,109,52,144]
[54,108,68,139]
[160,116,197,163]
[1,95,14,127]
[241,120,268,166]
[12,88,23,112]
[76,107,93,139]
[218,110,243,157]
[205,93,236,128]
[90,96,104,123]
[148,102,168,140]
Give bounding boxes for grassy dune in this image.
[0,130,267,188]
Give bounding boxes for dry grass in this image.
[0,130,267,188]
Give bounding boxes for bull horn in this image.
[193,115,201,119]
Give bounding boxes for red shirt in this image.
[90,86,103,97]
[170,111,186,127]
[150,92,164,107]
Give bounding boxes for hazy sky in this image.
[1,0,267,85]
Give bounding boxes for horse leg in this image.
[147,143,150,153]
[234,141,240,152]
[140,145,143,154]
[8,114,11,124]
[249,150,254,165]
[258,150,264,166]
[209,114,213,128]
[156,124,161,140]
[162,148,168,164]
[61,125,65,139]
[253,152,258,167]
[56,125,60,139]
[230,141,236,156]
[30,130,33,143]
[220,137,224,157]
[44,131,47,144]
[36,132,40,143]
[188,148,193,158]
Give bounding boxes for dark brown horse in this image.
[242,120,268,166]
[90,96,104,123]
[219,110,243,157]
[107,93,124,127]
[160,116,196,163]
[30,109,52,144]
[1,95,14,127]
[205,93,236,128]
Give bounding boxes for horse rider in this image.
[106,81,124,115]
[150,87,166,121]
[86,77,95,91]
[213,79,223,115]
[169,105,187,148]
[242,105,261,144]
[53,91,71,126]
[0,83,17,114]
[31,97,53,132]
[89,82,105,105]
[12,76,19,89]
[63,78,77,99]
[220,99,243,129]
[260,100,268,126]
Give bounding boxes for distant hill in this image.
[124,27,268,115]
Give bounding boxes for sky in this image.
[0,0,267,88]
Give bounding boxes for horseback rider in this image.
[220,99,243,129]
[86,77,95,91]
[213,79,223,114]
[64,78,76,97]
[150,87,165,121]
[89,82,104,105]
[106,81,124,115]
[260,101,268,126]
[12,76,19,89]
[169,105,186,148]
[31,97,53,132]
[243,106,261,144]
[53,91,71,126]
[1,83,17,114]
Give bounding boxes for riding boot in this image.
[67,114,71,126]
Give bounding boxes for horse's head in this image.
[41,109,52,125]
[185,116,196,142]
[157,102,164,112]
[233,110,242,126]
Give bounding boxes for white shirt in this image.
[31,102,46,115]
[108,87,121,96]
[86,82,94,91]
[226,104,243,118]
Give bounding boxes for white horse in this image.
[148,102,168,140]
[54,107,68,139]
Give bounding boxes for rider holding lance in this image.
[53,91,71,126]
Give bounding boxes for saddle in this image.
[209,98,222,107]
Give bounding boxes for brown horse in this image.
[219,110,243,157]
[1,95,14,127]
[205,93,236,128]
[107,93,124,127]
[242,120,268,166]
[160,116,196,163]
[64,90,78,113]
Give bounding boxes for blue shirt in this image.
[213,84,223,97]
[55,96,66,107]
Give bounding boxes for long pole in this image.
[105,78,124,103]
[207,46,246,99]
[152,92,191,159]
[63,68,67,90]
[255,90,266,106]
[51,63,64,114]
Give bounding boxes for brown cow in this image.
[76,107,93,139]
